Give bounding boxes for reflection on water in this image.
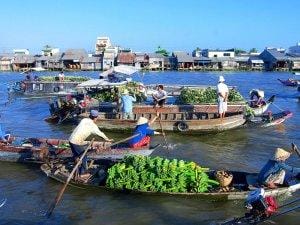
[0,71,299,225]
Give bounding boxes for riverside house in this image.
[81,55,102,70]
[173,51,194,70]
[134,53,149,69]
[0,54,14,71]
[12,55,35,71]
[148,53,165,70]
[117,52,135,66]
[61,49,87,70]
[260,48,289,71]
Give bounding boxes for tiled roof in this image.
[117,53,135,64]
[61,49,88,60]
[173,51,194,62]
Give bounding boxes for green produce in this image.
[106,155,219,193]
[179,87,244,104]
[89,82,147,103]
[39,76,89,82]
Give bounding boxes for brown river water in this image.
[0,71,299,225]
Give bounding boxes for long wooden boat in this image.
[248,110,292,128]
[78,104,246,133]
[8,80,81,96]
[277,78,300,87]
[41,162,300,201]
[0,138,159,163]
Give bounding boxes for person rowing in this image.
[69,110,113,178]
[258,147,300,188]
[128,112,160,148]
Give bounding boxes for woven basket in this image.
[215,171,233,187]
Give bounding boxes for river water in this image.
[0,71,299,225]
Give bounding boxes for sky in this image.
[0,0,300,54]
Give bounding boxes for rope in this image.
[272,102,286,112]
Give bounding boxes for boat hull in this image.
[41,164,300,201]
[0,140,158,163]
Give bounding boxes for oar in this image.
[291,143,300,158]
[46,138,95,218]
[155,108,169,150]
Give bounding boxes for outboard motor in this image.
[245,188,278,220]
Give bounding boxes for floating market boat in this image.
[248,110,292,128]
[78,104,246,133]
[0,138,158,163]
[40,160,300,200]
[277,78,300,87]
[248,89,275,116]
[8,76,89,96]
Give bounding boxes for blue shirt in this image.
[121,95,136,113]
[258,159,300,184]
[129,123,155,145]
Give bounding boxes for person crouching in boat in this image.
[0,124,11,145]
[128,112,160,148]
[258,147,300,188]
[69,110,113,178]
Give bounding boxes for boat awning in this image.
[77,79,128,88]
[100,65,139,77]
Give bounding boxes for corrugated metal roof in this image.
[193,56,211,62]
[62,49,88,60]
[13,55,35,64]
[173,52,194,62]
[147,53,165,59]
[266,49,287,61]
[117,53,135,64]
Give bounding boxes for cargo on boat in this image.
[8,75,89,96]
[79,103,246,133]
[0,138,158,163]
[41,158,300,201]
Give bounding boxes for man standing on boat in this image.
[129,113,160,148]
[120,89,136,119]
[258,147,300,188]
[152,85,167,108]
[217,76,229,119]
[69,110,113,178]
[58,71,65,82]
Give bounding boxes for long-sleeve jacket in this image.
[69,118,109,145]
[258,159,300,184]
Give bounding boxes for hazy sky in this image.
[1,0,299,54]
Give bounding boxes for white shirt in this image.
[69,118,108,145]
[154,90,167,100]
[217,83,229,99]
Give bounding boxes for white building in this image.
[95,36,112,54]
[13,49,29,55]
[41,45,60,56]
[288,42,300,55]
[202,49,235,58]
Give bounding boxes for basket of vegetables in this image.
[215,170,233,187]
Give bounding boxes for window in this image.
[223,53,230,57]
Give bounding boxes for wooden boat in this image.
[277,78,300,87]
[41,162,300,201]
[79,104,246,133]
[248,110,292,127]
[0,138,159,163]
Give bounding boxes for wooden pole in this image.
[46,138,95,218]
[156,108,169,150]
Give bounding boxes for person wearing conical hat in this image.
[217,75,229,119]
[258,147,300,188]
[120,89,136,120]
[128,112,160,148]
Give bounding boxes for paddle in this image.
[46,134,139,217]
[155,108,169,150]
[46,138,95,218]
[267,95,275,104]
[291,143,300,158]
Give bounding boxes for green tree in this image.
[155,46,169,57]
[234,48,247,55]
[249,48,258,53]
